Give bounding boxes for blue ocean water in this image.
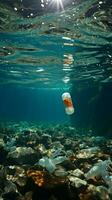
[0,86,69,123]
[0,0,112,131]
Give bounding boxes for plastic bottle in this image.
[62,92,74,115]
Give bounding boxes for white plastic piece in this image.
[62,92,74,115]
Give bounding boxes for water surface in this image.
[0,0,112,89]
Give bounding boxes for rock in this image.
[51,141,64,150]
[64,139,72,149]
[80,184,111,200]
[6,166,27,187]
[68,176,87,188]
[7,147,39,165]
[0,139,8,164]
[54,134,65,141]
[69,169,84,178]
[0,139,5,148]
[61,159,75,170]
[79,184,96,200]
[96,186,110,200]
[0,166,6,187]
[79,143,87,149]
[2,191,20,200]
[35,144,47,155]
[40,134,52,147]
[76,147,100,159]
[24,191,33,200]
[54,167,68,177]
[5,137,16,150]
[4,180,18,193]
[0,148,8,164]
[66,150,74,157]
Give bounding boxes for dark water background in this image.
[0,0,112,136]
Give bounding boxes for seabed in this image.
[0,122,112,200]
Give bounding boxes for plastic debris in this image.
[62,92,74,115]
[38,155,68,173]
[85,159,112,194]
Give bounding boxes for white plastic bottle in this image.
[62,92,74,115]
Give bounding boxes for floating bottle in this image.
[62,92,74,115]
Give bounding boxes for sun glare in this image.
[50,0,64,11]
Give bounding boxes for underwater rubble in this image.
[0,122,112,200]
